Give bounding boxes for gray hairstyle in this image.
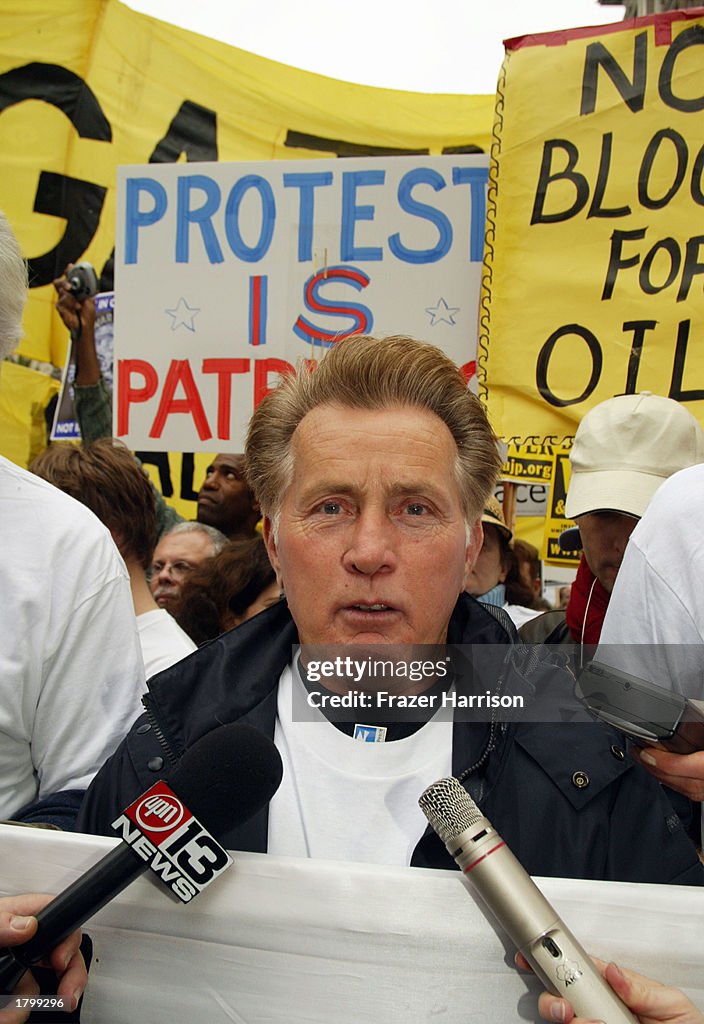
[246,334,503,533]
[0,211,28,363]
[163,520,229,554]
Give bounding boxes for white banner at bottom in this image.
[1,824,702,1023]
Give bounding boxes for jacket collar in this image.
[143,593,513,853]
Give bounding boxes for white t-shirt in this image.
[505,603,541,629]
[137,608,197,680]
[598,464,704,700]
[268,661,453,865]
[0,456,147,818]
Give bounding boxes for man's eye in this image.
[405,503,427,516]
[321,501,342,515]
[173,562,192,573]
[152,563,164,572]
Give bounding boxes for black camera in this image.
[67,261,99,301]
[577,660,704,754]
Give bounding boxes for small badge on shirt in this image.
[353,724,387,743]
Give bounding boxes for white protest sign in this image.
[114,155,488,452]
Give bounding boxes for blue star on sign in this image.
[165,298,200,332]
[425,297,460,326]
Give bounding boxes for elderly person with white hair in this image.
[0,213,146,830]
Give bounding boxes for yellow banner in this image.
[0,361,60,467]
[480,10,704,444]
[0,0,493,373]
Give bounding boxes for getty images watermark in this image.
[289,644,566,724]
[304,653,520,712]
[288,642,704,727]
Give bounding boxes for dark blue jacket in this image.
[77,596,704,885]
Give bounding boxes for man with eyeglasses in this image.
[150,521,228,615]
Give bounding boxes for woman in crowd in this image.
[174,536,280,644]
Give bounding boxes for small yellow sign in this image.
[501,443,554,484]
[542,449,581,567]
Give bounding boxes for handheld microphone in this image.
[0,722,283,994]
[419,777,637,1024]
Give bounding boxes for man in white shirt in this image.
[599,463,704,803]
[0,210,146,827]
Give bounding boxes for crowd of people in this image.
[2,210,703,1022]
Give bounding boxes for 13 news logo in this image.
[111,781,232,903]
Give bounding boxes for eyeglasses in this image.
[151,560,196,579]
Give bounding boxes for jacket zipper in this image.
[142,692,180,769]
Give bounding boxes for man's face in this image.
[464,525,506,598]
[263,404,482,646]
[197,454,257,537]
[573,510,639,593]
[150,531,216,612]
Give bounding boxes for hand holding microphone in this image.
[0,895,86,1022]
[0,723,283,997]
[419,777,638,1024]
[518,955,704,1024]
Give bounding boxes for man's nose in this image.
[155,564,174,585]
[201,471,218,492]
[343,512,396,575]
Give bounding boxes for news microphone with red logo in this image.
[0,722,283,994]
[419,777,637,1024]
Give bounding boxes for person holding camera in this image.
[53,263,115,446]
[53,267,261,545]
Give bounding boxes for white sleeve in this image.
[32,554,147,800]
[599,525,704,699]
[0,461,147,818]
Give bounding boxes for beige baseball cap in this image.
[565,392,704,519]
[482,496,512,541]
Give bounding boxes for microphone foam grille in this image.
[167,723,283,839]
[419,777,484,843]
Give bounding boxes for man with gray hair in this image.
[0,211,146,830]
[78,334,703,888]
[149,520,228,615]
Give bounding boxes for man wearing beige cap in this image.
[522,392,704,646]
[564,391,704,592]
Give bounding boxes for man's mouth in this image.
[348,603,395,613]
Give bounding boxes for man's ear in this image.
[262,516,283,588]
[462,520,484,591]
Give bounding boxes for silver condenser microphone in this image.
[419,777,637,1023]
